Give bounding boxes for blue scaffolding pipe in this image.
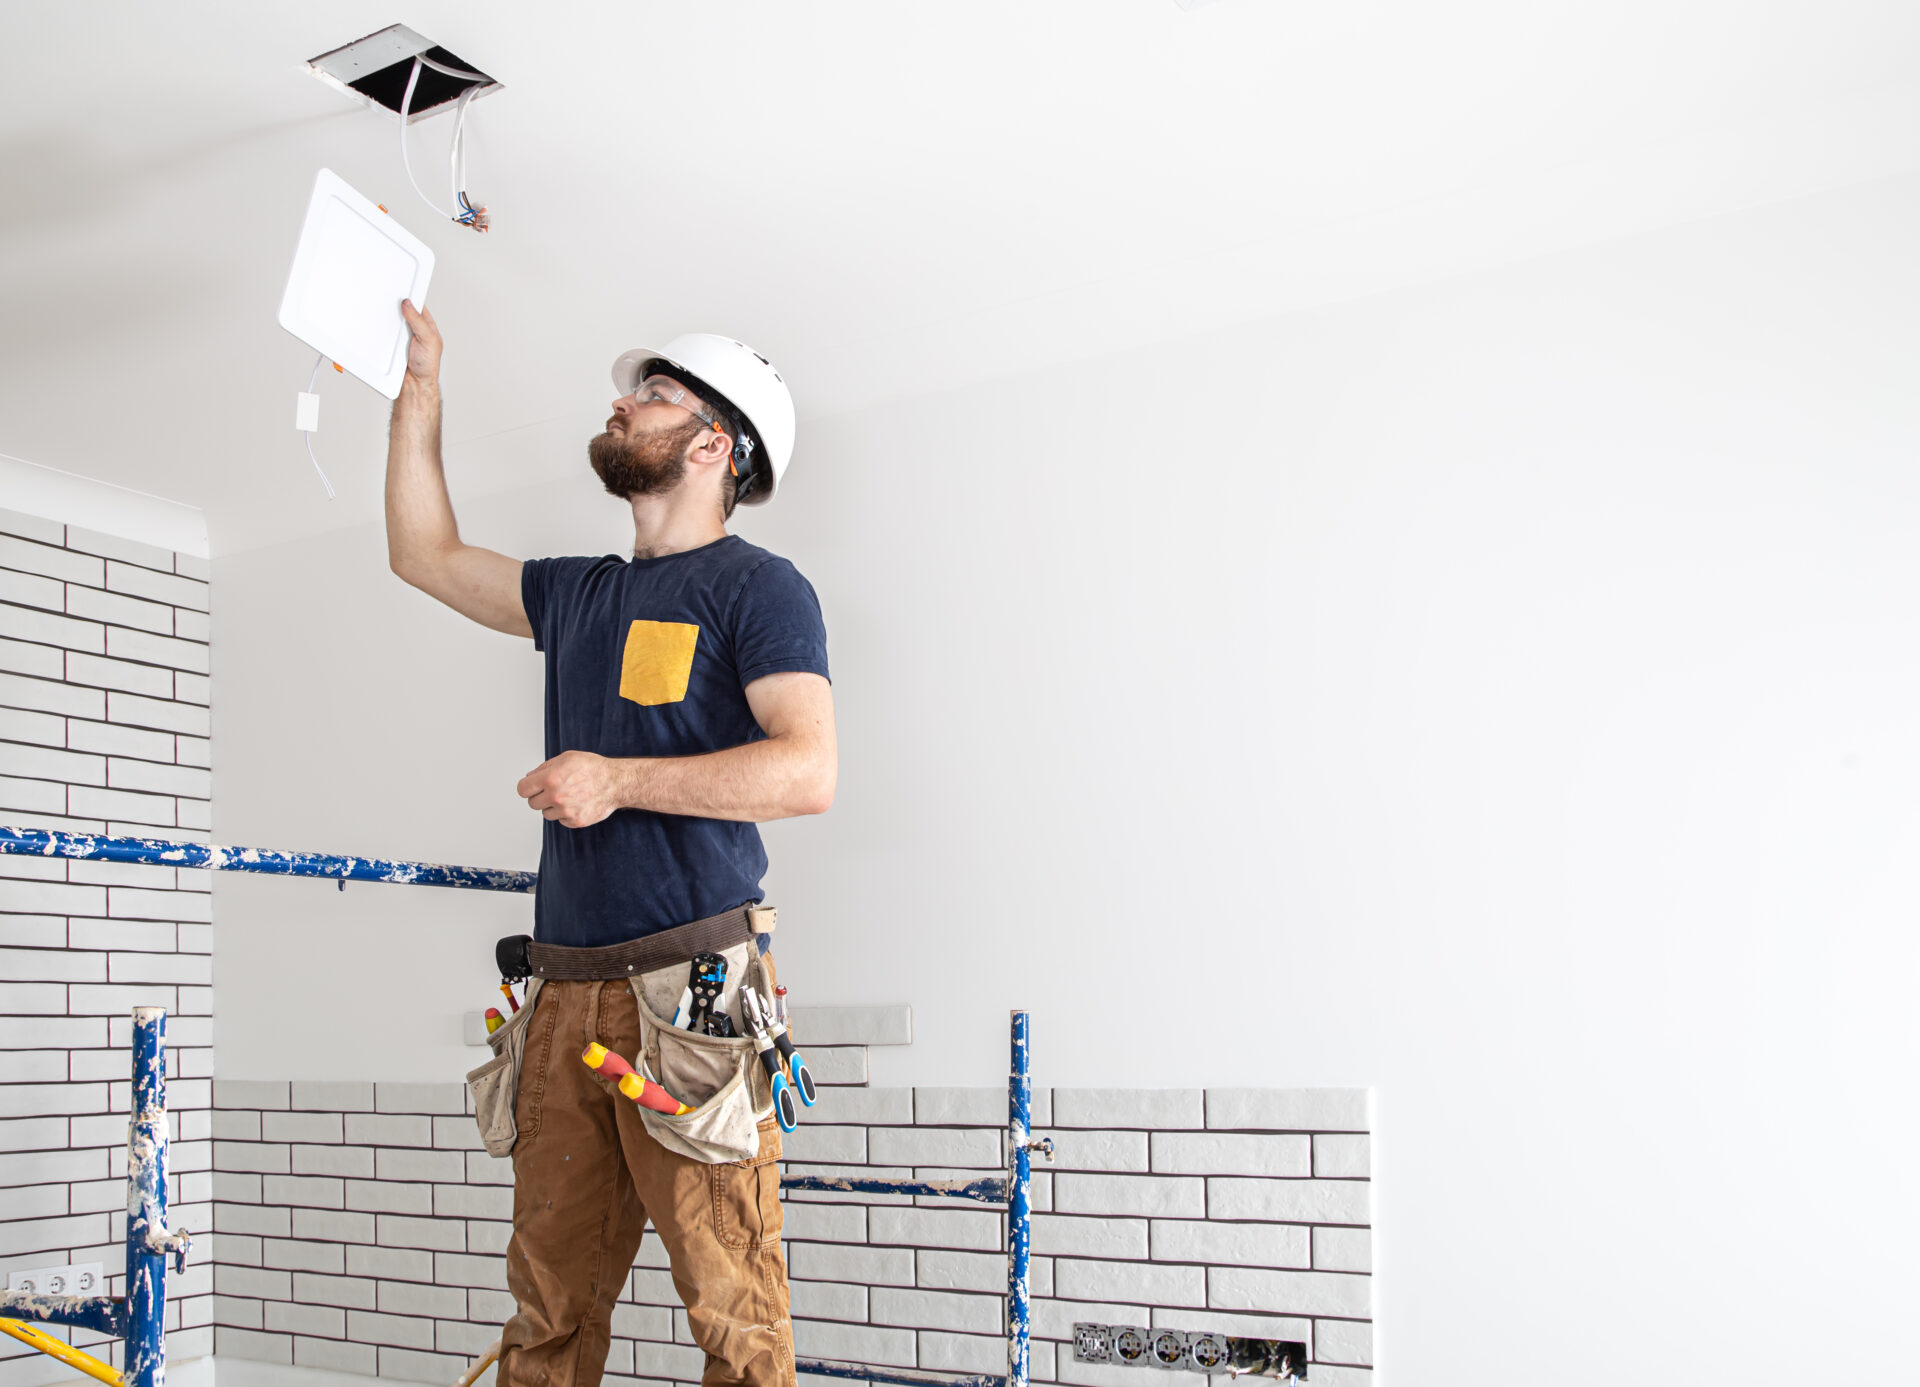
[0,829,1035,1387]
[0,1007,184,1387]
[0,825,538,893]
[781,1174,1009,1203]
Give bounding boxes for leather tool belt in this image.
[496,904,775,982]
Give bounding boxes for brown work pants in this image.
[497,978,794,1387]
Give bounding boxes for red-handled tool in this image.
[582,1043,691,1115]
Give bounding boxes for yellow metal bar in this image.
[0,1318,123,1387]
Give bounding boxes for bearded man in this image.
[385,299,835,1387]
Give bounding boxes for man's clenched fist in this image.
[517,751,622,828]
[399,298,443,385]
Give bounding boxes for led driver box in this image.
[277,168,433,400]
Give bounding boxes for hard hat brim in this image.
[611,348,672,400]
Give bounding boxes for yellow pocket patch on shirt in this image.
[619,620,701,706]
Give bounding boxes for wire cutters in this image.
[739,989,798,1132]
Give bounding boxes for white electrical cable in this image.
[302,353,337,500]
[398,58,457,221]
[450,85,475,215]
[414,54,490,83]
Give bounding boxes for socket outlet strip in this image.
[1072,1323,1308,1380]
[5,1262,105,1296]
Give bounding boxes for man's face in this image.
[588,380,713,499]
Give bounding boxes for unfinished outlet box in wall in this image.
[307,24,502,122]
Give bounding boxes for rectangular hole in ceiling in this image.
[308,24,501,121]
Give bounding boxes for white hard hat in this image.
[612,334,796,505]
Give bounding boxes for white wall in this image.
[212,170,1920,1383]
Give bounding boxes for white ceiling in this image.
[4,0,1918,553]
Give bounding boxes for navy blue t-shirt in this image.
[521,535,830,946]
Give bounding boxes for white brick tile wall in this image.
[262,1239,342,1274]
[378,1345,468,1383]
[870,1286,1002,1334]
[1052,1259,1207,1308]
[294,1336,375,1375]
[869,1126,1002,1169]
[869,1205,1002,1252]
[914,1248,1009,1293]
[1053,1173,1205,1219]
[782,1123,869,1164]
[261,1112,342,1144]
[176,1056,1385,1383]
[1045,1130,1149,1172]
[1312,1134,1370,1178]
[1204,1089,1367,1132]
[1031,1213,1149,1260]
[1311,1225,1372,1273]
[1150,1219,1311,1269]
[789,1241,916,1286]
[917,1328,1011,1375]
[374,1083,465,1116]
[1150,1131,1312,1177]
[1208,1177,1370,1225]
[790,1278,869,1323]
[0,515,212,1358]
[217,1326,292,1364]
[349,1245,433,1282]
[1052,1089,1204,1130]
[1209,1266,1371,1319]
[345,1113,433,1147]
[293,1145,373,1178]
[789,1320,916,1368]
[1031,1298,1149,1344]
[1314,1317,1371,1366]
[349,1179,433,1215]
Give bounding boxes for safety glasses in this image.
[630,374,721,430]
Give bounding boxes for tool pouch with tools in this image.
[464,911,783,1165]
[625,941,777,1163]
[466,976,543,1159]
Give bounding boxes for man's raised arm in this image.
[386,299,532,638]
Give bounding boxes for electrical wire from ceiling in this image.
[398,55,490,232]
[292,50,487,505]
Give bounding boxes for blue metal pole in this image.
[125,1007,168,1387]
[1006,1011,1031,1387]
[780,1174,1008,1203]
[0,826,537,893]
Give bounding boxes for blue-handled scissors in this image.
[741,989,799,1132]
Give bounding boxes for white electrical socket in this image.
[1148,1329,1189,1370]
[6,1262,104,1295]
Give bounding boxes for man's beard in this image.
[587,414,707,499]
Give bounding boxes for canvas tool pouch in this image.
[465,977,543,1158]
[465,906,778,1164]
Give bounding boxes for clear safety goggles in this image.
[630,374,722,431]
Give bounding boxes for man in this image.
[386,299,835,1387]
